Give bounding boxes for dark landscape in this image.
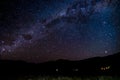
[0,52,120,78]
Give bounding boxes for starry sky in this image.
[0,0,120,63]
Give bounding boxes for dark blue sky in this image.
[0,0,120,63]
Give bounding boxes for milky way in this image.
[0,0,120,62]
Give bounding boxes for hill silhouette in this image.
[0,52,120,76]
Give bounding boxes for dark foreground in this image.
[0,52,120,80]
[2,76,120,80]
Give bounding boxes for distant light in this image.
[74,69,79,72]
[101,66,111,71]
[56,69,59,72]
[106,66,111,69]
[101,67,104,70]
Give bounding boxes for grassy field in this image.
[16,76,120,80]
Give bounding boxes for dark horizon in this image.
[0,52,120,76]
[0,51,119,63]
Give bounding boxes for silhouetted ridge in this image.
[0,52,120,76]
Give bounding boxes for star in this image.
[105,50,108,54]
[1,48,6,52]
[103,21,107,25]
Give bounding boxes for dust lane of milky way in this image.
[0,0,120,63]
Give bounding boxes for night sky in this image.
[0,0,120,63]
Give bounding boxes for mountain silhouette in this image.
[0,52,120,76]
